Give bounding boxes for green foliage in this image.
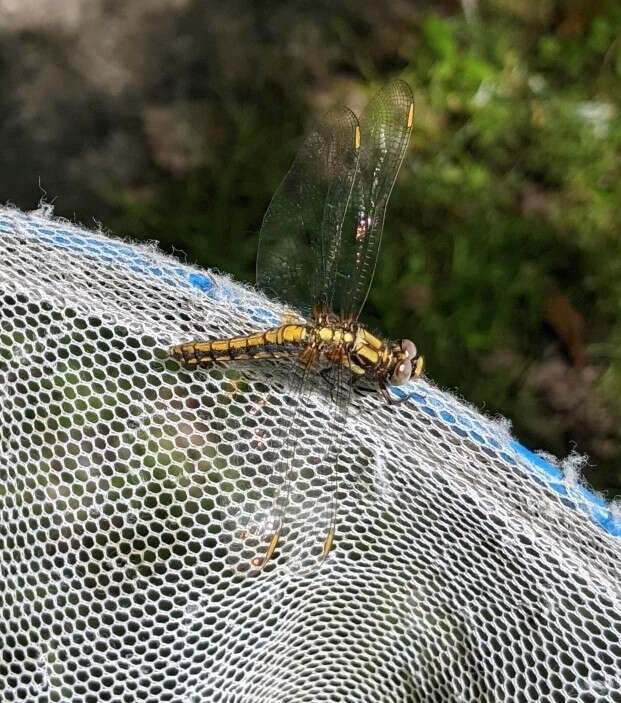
[110,2,621,494]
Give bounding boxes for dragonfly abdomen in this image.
[170,324,309,365]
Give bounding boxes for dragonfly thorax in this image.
[307,310,365,365]
[306,313,423,388]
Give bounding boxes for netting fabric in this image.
[0,206,619,703]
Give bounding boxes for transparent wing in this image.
[332,79,414,320]
[231,356,353,575]
[277,361,353,573]
[239,357,316,571]
[256,107,360,316]
[237,82,413,572]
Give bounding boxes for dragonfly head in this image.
[389,339,424,385]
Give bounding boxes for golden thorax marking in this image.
[317,326,354,345]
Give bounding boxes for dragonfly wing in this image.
[332,79,414,319]
[234,358,353,575]
[276,361,354,573]
[232,356,315,571]
[256,107,360,316]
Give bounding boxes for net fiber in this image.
[0,206,620,703]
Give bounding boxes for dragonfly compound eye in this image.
[400,339,417,359]
[391,357,412,385]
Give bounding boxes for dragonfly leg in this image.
[319,366,335,388]
[319,368,341,403]
[321,366,361,403]
[298,345,319,367]
[378,381,391,403]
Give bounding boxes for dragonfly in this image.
[170,79,424,571]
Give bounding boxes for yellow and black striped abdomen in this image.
[170,324,309,366]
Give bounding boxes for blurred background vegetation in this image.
[1,0,620,496]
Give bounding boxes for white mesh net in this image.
[0,205,620,703]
